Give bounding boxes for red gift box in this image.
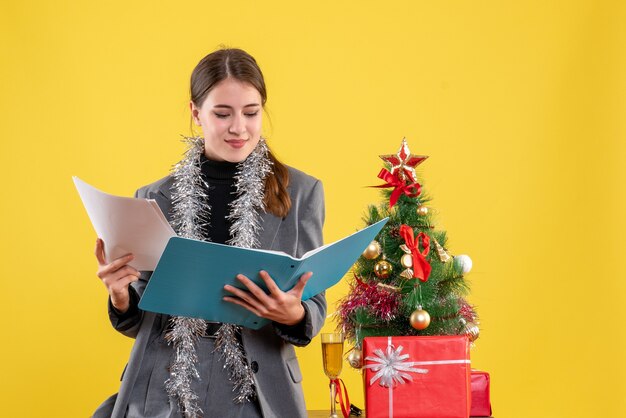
[363,335,471,418]
[470,370,492,417]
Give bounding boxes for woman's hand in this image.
[223,270,312,326]
[94,238,141,314]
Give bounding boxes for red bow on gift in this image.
[399,225,432,282]
[373,168,422,208]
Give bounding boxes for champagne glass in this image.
[321,332,344,418]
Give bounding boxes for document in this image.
[139,218,389,329]
[73,177,176,271]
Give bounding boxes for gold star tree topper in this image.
[379,138,428,183]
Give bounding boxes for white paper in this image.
[73,176,176,271]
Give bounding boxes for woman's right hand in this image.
[95,238,141,314]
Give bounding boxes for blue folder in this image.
[139,218,388,329]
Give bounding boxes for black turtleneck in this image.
[199,154,239,244]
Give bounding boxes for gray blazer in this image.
[93,166,326,418]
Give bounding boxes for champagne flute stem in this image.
[329,380,338,418]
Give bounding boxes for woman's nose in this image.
[229,115,246,135]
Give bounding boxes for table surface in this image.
[307,412,493,418]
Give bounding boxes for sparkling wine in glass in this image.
[321,332,344,418]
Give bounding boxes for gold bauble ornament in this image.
[347,348,363,369]
[410,307,431,330]
[362,241,382,260]
[417,205,429,216]
[399,244,414,278]
[400,253,413,269]
[462,320,480,342]
[374,259,393,278]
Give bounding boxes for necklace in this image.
[164,135,272,417]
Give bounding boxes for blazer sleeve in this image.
[273,179,327,346]
[106,188,152,339]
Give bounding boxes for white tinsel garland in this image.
[165,135,272,416]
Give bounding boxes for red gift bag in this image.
[363,335,471,418]
[470,370,492,416]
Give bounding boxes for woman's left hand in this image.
[223,270,312,326]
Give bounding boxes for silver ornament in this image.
[454,254,473,274]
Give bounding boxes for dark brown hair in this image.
[190,48,291,218]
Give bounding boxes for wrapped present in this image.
[470,370,492,417]
[363,335,471,418]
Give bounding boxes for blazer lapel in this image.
[258,211,282,250]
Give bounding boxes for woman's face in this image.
[190,77,263,162]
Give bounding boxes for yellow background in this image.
[1,1,625,417]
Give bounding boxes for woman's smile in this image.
[225,139,248,148]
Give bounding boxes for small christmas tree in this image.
[338,139,479,368]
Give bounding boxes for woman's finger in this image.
[98,254,135,277]
[110,274,139,293]
[94,238,106,265]
[289,271,313,298]
[224,284,266,313]
[120,274,140,289]
[223,296,263,317]
[105,266,141,284]
[258,270,282,295]
[235,274,273,305]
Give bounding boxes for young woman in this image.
[92,48,326,418]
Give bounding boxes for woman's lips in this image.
[225,139,247,149]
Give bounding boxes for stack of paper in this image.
[73,176,176,271]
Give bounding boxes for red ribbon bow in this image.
[399,224,432,282]
[330,378,351,418]
[373,168,422,208]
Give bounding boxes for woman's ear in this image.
[189,101,202,126]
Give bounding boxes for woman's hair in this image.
[190,48,291,218]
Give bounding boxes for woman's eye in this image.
[244,111,259,117]
[214,113,230,119]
